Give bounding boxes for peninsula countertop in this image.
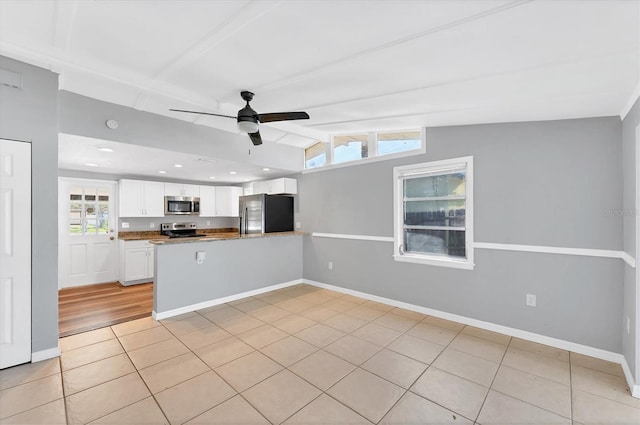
[118,228,237,241]
[148,231,306,244]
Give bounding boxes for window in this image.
[304,129,424,171]
[69,187,110,235]
[393,156,473,269]
[378,131,421,156]
[305,142,327,169]
[333,134,368,164]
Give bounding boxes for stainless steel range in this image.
[160,222,206,238]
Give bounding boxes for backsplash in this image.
[118,216,238,232]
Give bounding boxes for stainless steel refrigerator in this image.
[239,194,294,234]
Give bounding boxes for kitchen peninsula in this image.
[149,231,305,319]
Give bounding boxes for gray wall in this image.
[58,91,303,172]
[0,56,59,353]
[154,235,303,313]
[622,98,639,379]
[300,117,625,352]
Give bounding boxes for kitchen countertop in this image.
[118,228,238,241]
[148,231,306,244]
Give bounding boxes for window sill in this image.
[393,254,474,270]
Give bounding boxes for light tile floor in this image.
[1,284,639,424]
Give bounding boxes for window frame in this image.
[302,128,426,173]
[393,156,474,270]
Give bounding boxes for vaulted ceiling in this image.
[1,0,638,150]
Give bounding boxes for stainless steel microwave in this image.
[165,196,200,215]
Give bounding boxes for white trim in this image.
[312,232,394,243]
[476,242,635,268]
[310,233,635,267]
[303,279,636,394]
[621,357,640,398]
[635,123,640,389]
[31,346,60,362]
[620,84,639,120]
[152,279,303,320]
[621,251,637,268]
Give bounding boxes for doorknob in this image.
[109,236,115,240]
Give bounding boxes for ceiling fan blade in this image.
[258,112,310,123]
[248,131,263,146]
[169,109,236,119]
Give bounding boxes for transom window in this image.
[393,156,474,269]
[303,129,424,170]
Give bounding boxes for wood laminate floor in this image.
[58,281,153,337]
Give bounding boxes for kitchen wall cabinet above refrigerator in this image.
[247,177,297,196]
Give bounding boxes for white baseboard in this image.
[621,357,639,398]
[153,279,304,320]
[304,279,638,397]
[31,346,60,362]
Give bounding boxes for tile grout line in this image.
[472,335,513,424]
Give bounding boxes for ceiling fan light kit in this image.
[170,91,309,146]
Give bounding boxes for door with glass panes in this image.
[59,179,117,288]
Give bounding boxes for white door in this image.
[59,179,117,288]
[0,139,31,368]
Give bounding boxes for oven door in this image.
[165,196,195,215]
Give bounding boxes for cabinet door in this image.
[183,184,200,197]
[199,186,216,217]
[164,182,182,196]
[144,181,166,217]
[119,179,145,217]
[215,187,232,216]
[124,247,150,281]
[229,187,243,217]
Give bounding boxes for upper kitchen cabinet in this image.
[215,186,243,217]
[164,183,200,197]
[253,178,297,195]
[199,185,216,217]
[119,179,165,217]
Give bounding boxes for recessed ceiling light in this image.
[85,163,98,167]
[174,164,183,168]
[97,147,114,152]
[209,176,216,179]
[262,168,270,171]
[243,179,250,182]
[158,170,167,174]
[229,171,237,175]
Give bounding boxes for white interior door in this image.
[59,179,117,288]
[0,139,31,368]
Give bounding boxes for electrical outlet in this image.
[627,316,631,334]
[150,223,155,229]
[526,294,537,307]
[207,220,211,226]
[122,222,129,229]
[328,261,333,270]
[296,221,301,229]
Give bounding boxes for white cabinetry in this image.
[215,186,243,217]
[164,183,199,197]
[119,179,165,217]
[199,185,216,217]
[252,178,297,195]
[119,240,154,285]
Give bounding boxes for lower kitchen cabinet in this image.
[119,240,154,285]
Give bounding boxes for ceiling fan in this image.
[170,91,309,146]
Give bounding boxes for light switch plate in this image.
[526,294,536,307]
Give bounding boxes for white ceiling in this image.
[59,133,292,184]
[1,0,639,158]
